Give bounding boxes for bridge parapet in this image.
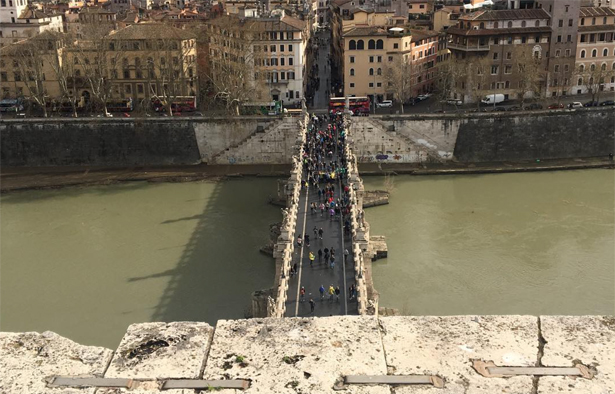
[271,112,310,318]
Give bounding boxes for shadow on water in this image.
[135,178,280,325]
[0,182,153,204]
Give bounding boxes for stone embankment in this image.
[2,315,613,393]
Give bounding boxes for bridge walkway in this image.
[284,118,358,317]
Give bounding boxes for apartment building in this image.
[572,6,615,94]
[0,1,64,47]
[343,25,438,102]
[535,0,581,97]
[447,8,552,102]
[207,12,308,105]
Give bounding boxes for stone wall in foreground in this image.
[1,315,613,393]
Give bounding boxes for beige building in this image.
[343,25,438,103]
[447,8,552,103]
[572,6,615,95]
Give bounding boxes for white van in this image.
[481,94,505,105]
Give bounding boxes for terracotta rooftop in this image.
[447,25,551,36]
[208,14,306,31]
[579,6,615,17]
[460,8,550,21]
[108,23,196,39]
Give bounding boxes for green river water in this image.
[1,170,613,348]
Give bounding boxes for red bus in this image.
[152,96,197,113]
[328,96,370,115]
[107,98,134,112]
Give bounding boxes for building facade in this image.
[572,6,615,94]
[447,8,552,103]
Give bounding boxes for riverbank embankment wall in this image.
[2,315,613,393]
[350,108,614,163]
[2,109,613,167]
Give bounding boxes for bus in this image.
[107,98,134,112]
[152,96,197,113]
[328,96,370,115]
[0,98,24,113]
[240,101,282,116]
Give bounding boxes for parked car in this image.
[548,103,564,109]
[567,102,583,109]
[524,103,543,110]
[416,93,432,101]
[506,106,521,111]
[376,100,393,108]
[600,100,615,106]
[445,99,463,105]
[584,101,599,107]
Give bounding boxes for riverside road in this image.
[285,116,358,317]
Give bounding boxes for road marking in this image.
[294,182,310,317]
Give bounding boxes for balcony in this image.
[447,42,490,52]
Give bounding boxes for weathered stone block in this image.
[105,322,213,380]
[538,315,615,394]
[380,315,538,394]
[0,331,112,394]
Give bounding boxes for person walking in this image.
[330,254,335,269]
[319,284,325,300]
[309,298,315,313]
[318,249,323,261]
[328,285,335,302]
[313,226,318,238]
[344,248,349,263]
[300,286,306,302]
[318,228,324,239]
[309,251,315,267]
[305,235,310,247]
[335,286,340,301]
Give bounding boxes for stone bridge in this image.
[253,112,383,318]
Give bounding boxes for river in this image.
[364,169,615,316]
[1,170,613,348]
[0,179,279,348]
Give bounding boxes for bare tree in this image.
[575,62,615,103]
[465,56,491,110]
[384,54,413,114]
[10,37,52,117]
[70,23,123,115]
[512,46,545,107]
[434,58,465,108]
[206,16,268,115]
[144,36,197,116]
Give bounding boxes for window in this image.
[505,81,510,88]
[603,48,608,57]
[554,65,560,72]
[288,44,293,51]
[555,50,560,57]
[508,21,513,28]
[369,68,374,75]
[480,22,485,29]
[124,84,132,94]
[376,39,383,49]
[350,56,355,63]
[557,35,562,43]
[558,19,563,27]
[350,68,354,76]
[506,52,512,60]
[349,83,355,87]
[280,45,284,52]
[393,43,399,49]
[578,78,583,85]
[564,64,569,72]
[521,21,526,27]
[592,17,596,25]
[137,84,144,94]
[368,39,375,49]
[592,49,597,57]
[580,64,585,72]
[270,45,276,52]
[377,82,382,87]
[493,52,498,60]
[377,56,382,62]
[581,50,586,58]
[521,36,527,44]
[535,20,540,27]
[507,36,512,45]
[280,58,285,66]
[491,65,498,74]
[494,21,499,28]
[602,63,607,71]
[349,40,356,50]
[357,40,364,50]
[369,82,374,87]
[369,56,374,63]
[567,35,571,43]
[581,17,585,26]
[505,65,512,74]
[377,68,382,75]
[568,19,573,27]
[388,56,393,62]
